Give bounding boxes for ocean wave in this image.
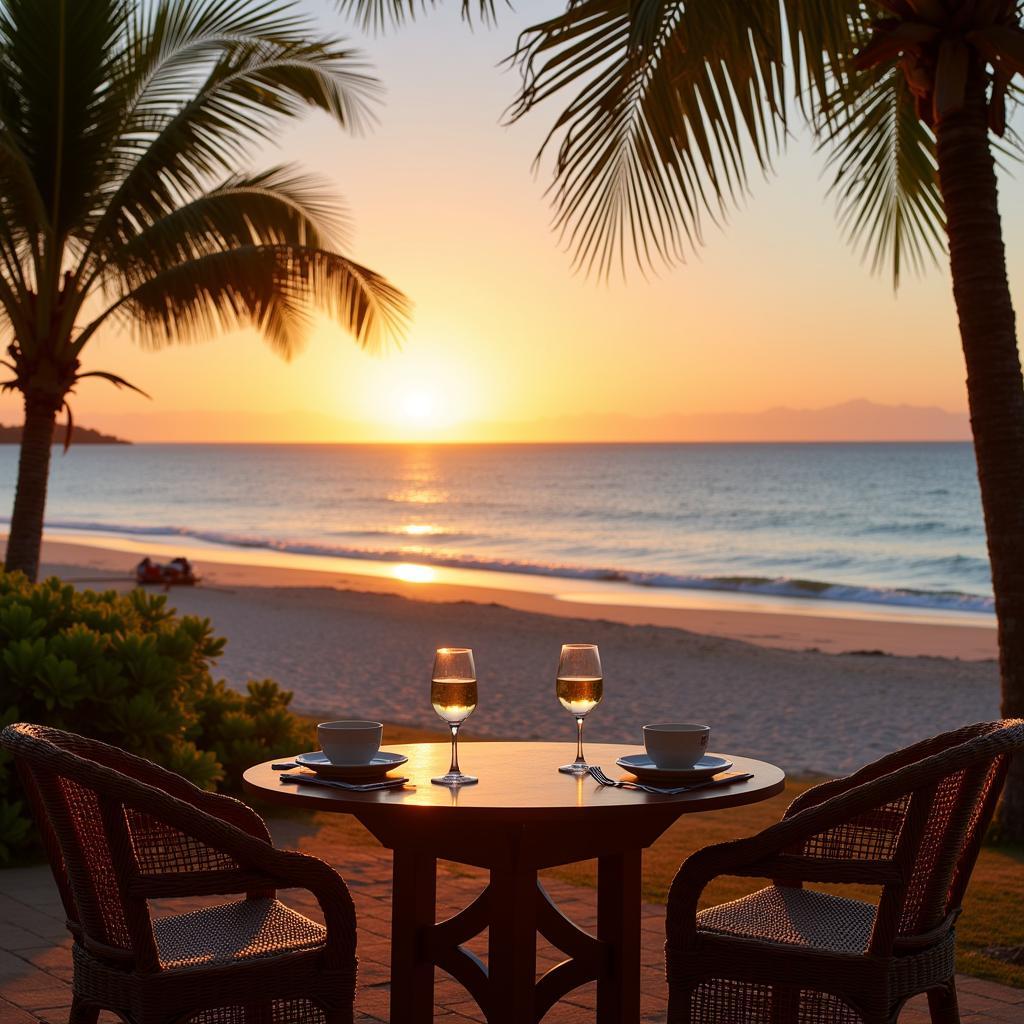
[324,526,473,543]
[856,520,973,536]
[33,517,996,615]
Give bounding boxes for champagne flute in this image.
[556,643,603,775]
[430,647,479,786]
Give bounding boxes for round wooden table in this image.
[244,741,784,1024]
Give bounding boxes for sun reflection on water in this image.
[400,523,437,536]
[387,489,446,505]
[392,563,436,584]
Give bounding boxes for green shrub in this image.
[0,572,313,864]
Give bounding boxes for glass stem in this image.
[449,723,461,775]
[574,715,586,765]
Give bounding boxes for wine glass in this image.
[430,647,479,786]
[556,643,603,775]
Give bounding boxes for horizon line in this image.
[38,437,976,447]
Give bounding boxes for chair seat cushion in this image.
[697,885,877,954]
[154,897,326,970]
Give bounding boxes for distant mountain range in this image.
[0,399,971,443]
[0,423,129,445]
[505,399,972,443]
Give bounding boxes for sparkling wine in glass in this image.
[430,647,479,786]
[556,643,603,775]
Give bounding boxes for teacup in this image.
[318,721,383,765]
[643,723,710,769]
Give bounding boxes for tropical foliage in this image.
[504,1,1023,278]
[0,0,409,581]
[0,573,312,863]
[341,0,1024,838]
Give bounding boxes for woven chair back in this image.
[896,718,1023,939]
[839,720,1022,948]
[7,725,140,954]
[897,745,1006,936]
[1,723,235,967]
[778,720,1023,953]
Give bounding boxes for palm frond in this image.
[822,65,945,286]
[999,78,1024,153]
[75,369,150,397]
[781,0,870,117]
[60,398,73,452]
[0,135,41,297]
[100,245,409,357]
[0,131,46,242]
[511,0,790,276]
[83,5,378,272]
[91,166,350,293]
[0,0,129,237]
[118,1,379,145]
[336,0,501,33]
[506,0,877,277]
[99,1,321,178]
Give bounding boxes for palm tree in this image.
[0,0,409,582]
[342,0,1024,837]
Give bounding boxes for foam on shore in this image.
[33,518,995,618]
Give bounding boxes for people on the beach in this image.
[136,557,196,586]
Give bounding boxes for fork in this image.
[588,764,752,795]
[587,765,691,795]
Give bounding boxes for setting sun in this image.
[396,387,437,424]
[330,343,481,440]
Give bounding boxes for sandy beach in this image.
[31,537,1000,778]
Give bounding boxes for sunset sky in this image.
[4,2,1022,443]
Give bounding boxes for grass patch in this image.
[277,728,1024,989]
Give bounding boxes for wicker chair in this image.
[665,719,1024,1024]
[1,723,358,1024]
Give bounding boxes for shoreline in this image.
[30,536,1000,777]
[37,535,996,660]
[39,523,995,619]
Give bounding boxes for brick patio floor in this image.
[1,824,1020,1024]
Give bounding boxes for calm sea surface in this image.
[0,442,992,616]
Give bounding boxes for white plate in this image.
[294,750,409,780]
[615,753,734,784]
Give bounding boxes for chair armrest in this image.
[665,835,781,949]
[665,784,908,949]
[262,848,358,970]
[118,787,357,970]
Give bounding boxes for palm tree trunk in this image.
[4,394,60,581]
[934,73,1024,840]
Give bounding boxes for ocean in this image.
[1,441,993,621]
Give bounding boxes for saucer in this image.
[615,753,733,784]
[294,750,409,781]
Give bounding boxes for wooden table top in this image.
[243,742,785,824]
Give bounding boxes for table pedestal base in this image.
[244,745,783,1024]
[389,848,642,1024]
